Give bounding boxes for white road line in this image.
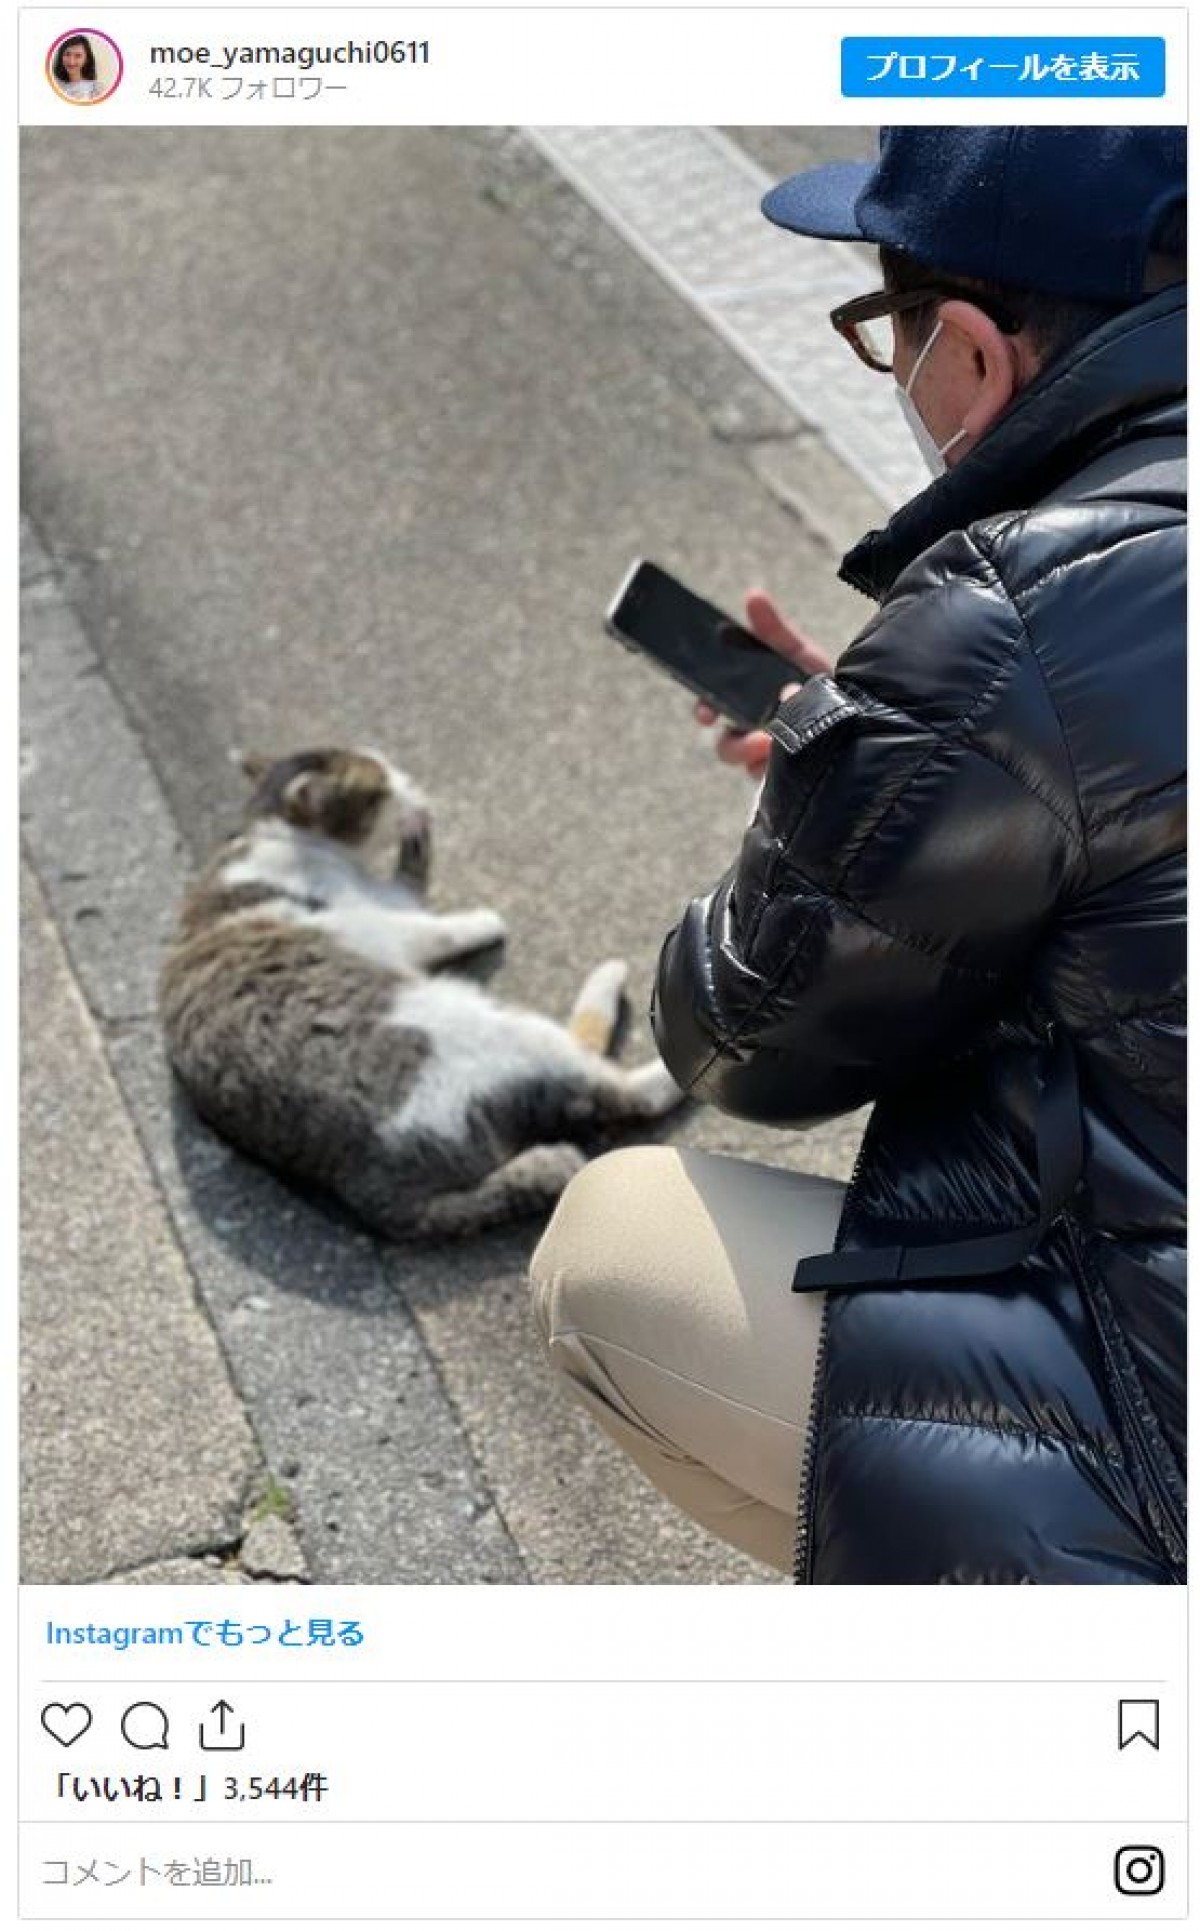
[525,125,925,514]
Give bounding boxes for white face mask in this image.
[895,318,968,478]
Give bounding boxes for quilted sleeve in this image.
[651,531,1088,1126]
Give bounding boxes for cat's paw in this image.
[629,1059,686,1118]
[570,958,629,1056]
[456,908,508,953]
[586,957,629,998]
[577,957,629,1013]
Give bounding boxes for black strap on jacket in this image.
[792,1028,1082,1292]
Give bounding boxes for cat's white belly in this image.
[382,978,586,1144]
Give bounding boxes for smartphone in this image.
[605,558,803,732]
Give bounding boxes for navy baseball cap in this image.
[762,127,1186,303]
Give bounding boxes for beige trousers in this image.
[529,1145,845,1573]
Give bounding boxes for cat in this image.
[160,746,683,1240]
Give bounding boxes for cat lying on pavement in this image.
[160,746,683,1240]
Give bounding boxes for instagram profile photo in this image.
[47,28,123,105]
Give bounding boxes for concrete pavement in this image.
[22,853,266,1584]
[21,125,881,1585]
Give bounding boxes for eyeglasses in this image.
[830,285,1022,374]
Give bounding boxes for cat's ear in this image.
[232,748,272,786]
[281,771,331,827]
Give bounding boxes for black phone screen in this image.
[606,560,800,732]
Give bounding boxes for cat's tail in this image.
[410,1144,589,1241]
[343,1144,588,1244]
[567,958,628,1056]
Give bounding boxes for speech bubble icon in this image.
[120,1700,170,1750]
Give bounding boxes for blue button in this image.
[842,38,1165,97]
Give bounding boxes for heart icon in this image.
[41,1701,93,1748]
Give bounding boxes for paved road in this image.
[21,125,881,1584]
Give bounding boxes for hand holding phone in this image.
[702,590,837,776]
[606,560,809,734]
[602,563,827,749]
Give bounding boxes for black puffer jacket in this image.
[653,287,1186,1584]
